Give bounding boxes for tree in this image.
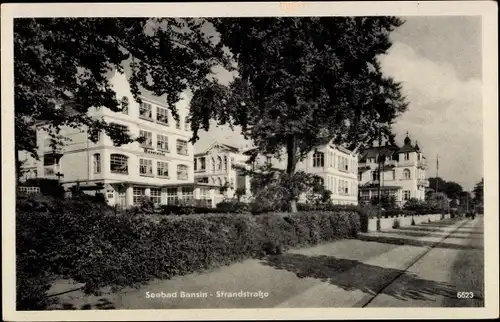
[14,18,229,183]
[190,17,408,212]
[472,178,484,206]
[427,177,464,200]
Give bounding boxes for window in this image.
[313,152,324,167]
[176,139,188,155]
[177,164,188,180]
[392,170,396,180]
[110,154,128,174]
[199,157,206,170]
[133,187,146,205]
[121,96,129,115]
[139,130,153,148]
[175,117,181,129]
[217,156,222,171]
[93,153,101,174]
[404,152,409,161]
[224,156,228,171]
[150,188,161,204]
[200,188,210,200]
[358,173,362,181]
[139,158,153,176]
[157,161,169,177]
[166,187,178,205]
[403,190,411,200]
[211,157,216,172]
[371,170,379,181]
[402,168,411,180]
[156,107,169,125]
[157,134,169,151]
[184,117,190,131]
[194,159,198,171]
[181,187,194,200]
[139,102,152,120]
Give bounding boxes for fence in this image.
[17,186,41,194]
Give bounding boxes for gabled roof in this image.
[194,140,240,156]
[358,144,400,162]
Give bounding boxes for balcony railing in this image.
[418,179,430,187]
[417,160,428,169]
[384,160,398,167]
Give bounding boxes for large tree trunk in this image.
[286,135,298,213]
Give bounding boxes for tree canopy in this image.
[472,177,484,206]
[428,177,464,200]
[190,17,408,211]
[14,18,228,164]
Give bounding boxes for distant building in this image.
[19,70,219,208]
[240,138,359,205]
[193,141,252,205]
[358,133,429,207]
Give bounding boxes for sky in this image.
[190,16,483,191]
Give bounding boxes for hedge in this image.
[16,194,360,310]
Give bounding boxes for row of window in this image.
[324,176,356,196]
[94,153,189,180]
[131,187,211,205]
[194,156,236,172]
[312,152,356,173]
[367,168,418,181]
[139,101,189,131]
[367,152,423,164]
[138,130,188,155]
[360,190,412,201]
[108,96,190,131]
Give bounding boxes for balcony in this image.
[384,160,398,167]
[417,160,428,169]
[418,179,430,187]
[43,165,62,178]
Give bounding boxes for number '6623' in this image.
[457,292,474,299]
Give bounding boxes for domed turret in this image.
[404,131,412,146]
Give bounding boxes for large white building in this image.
[19,70,219,208]
[193,141,253,205]
[357,133,429,207]
[233,138,359,205]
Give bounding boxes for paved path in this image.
[48,217,484,309]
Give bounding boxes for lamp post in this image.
[376,122,383,215]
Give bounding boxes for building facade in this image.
[240,139,359,205]
[358,134,429,207]
[19,70,218,208]
[193,141,253,205]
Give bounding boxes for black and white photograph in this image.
[2,2,498,321]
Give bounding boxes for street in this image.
[49,217,484,309]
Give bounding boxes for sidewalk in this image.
[48,218,473,309]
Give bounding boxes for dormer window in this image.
[404,152,409,161]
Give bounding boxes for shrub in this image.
[216,201,250,213]
[376,218,381,231]
[21,178,65,197]
[17,196,360,301]
[392,218,400,229]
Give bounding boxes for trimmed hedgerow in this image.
[16,196,360,309]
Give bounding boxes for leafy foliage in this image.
[16,195,360,305]
[189,17,408,211]
[14,18,228,178]
[472,178,484,206]
[428,177,464,200]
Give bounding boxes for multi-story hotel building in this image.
[19,70,218,208]
[357,133,429,207]
[193,141,252,205]
[238,138,359,205]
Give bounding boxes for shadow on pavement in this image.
[262,254,457,302]
[356,234,483,250]
[388,230,484,240]
[396,227,484,234]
